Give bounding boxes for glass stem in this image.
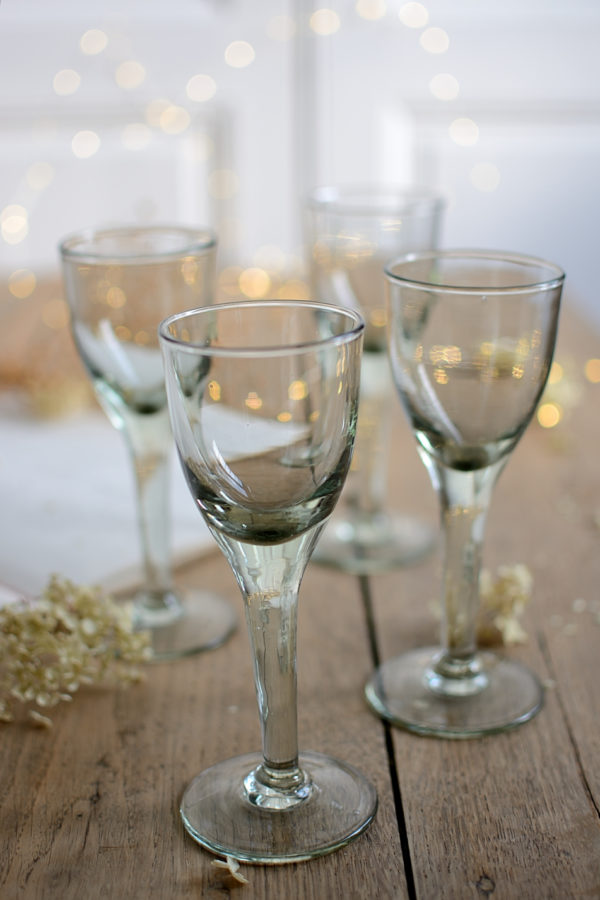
[429,458,507,693]
[347,352,392,517]
[212,525,323,807]
[124,410,176,613]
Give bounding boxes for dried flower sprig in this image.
[0,576,151,725]
[477,563,533,647]
[429,563,533,647]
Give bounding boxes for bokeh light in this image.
[80,29,108,55]
[429,73,459,101]
[245,392,263,411]
[8,269,36,299]
[225,41,255,68]
[53,69,81,96]
[420,27,449,53]
[309,9,341,35]
[288,380,308,401]
[356,0,387,21]
[537,402,562,428]
[72,130,101,158]
[106,287,126,309]
[449,117,479,146]
[584,358,600,383]
[186,74,217,102]
[239,267,271,299]
[115,60,146,90]
[398,2,429,28]
[159,105,190,135]
[1,205,28,245]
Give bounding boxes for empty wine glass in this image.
[159,299,377,863]
[306,186,445,574]
[60,225,236,661]
[365,250,564,738]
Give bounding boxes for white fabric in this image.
[0,396,309,599]
[0,396,212,598]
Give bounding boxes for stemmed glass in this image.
[306,186,445,574]
[159,299,377,863]
[366,250,564,738]
[59,226,236,661]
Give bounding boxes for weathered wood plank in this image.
[0,551,406,899]
[368,303,600,898]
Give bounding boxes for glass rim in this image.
[159,299,365,358]
[59,224,217,264]
[306,184,446,217]
[384,249,565,294]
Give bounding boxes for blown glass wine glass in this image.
[306,186,445,574]
[159,299,377,863]
[60,226,236,661]
[365,250,564,738]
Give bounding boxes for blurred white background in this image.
[0,0,598,594]
[0,0,598,320]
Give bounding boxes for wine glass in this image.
[159,299,377,863]
[306,186,445,574]
[59,225,237,662]
[365,250,565,738]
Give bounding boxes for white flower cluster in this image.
[477,563,533,646]
[0,576,151,725]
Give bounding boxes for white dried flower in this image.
[211,855,249,885]
[28,710,53,729]
[0,576,151,725]
[429,563,533,647]
[477,563,533,646]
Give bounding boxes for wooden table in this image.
[1,304,599,898]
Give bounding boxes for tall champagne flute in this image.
[306,186,445,574]
[60,226,236,661]
[365,251,564,738]
[159,300,377,863]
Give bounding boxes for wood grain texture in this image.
[369,302,600,898]
[0,553,406,899]
[1,299,598,898]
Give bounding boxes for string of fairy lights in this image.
[1,2,598,421]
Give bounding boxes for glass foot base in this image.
[132,588,237,663]
[180,751,378,864]
[365,647,544,739]
[312,512,437,575]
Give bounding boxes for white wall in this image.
[0,0,598,323]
